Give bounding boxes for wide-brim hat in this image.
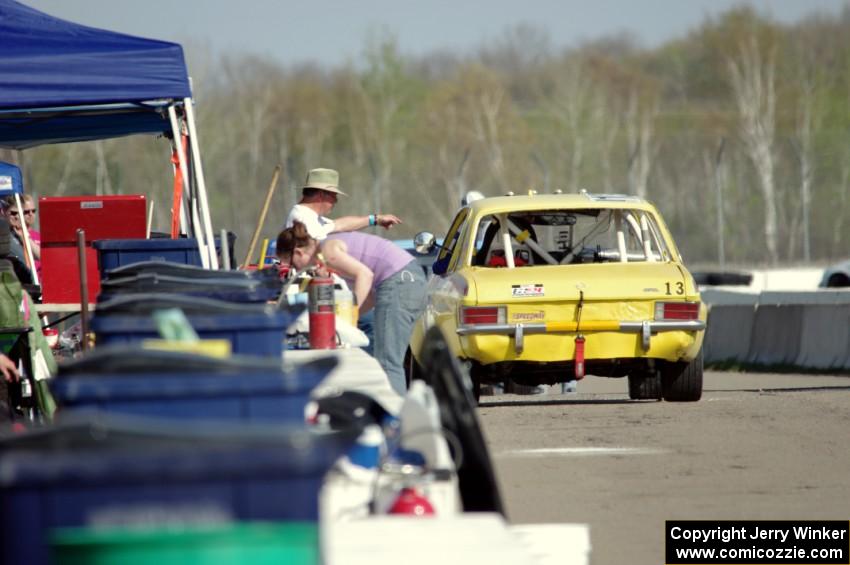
[302,167,347,196]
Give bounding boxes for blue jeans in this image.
[357,309,375,356]
[373,261,427,395]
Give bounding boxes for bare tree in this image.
[794,80,814,262]
[53,145,78,196]
[593,93,620,193]
[346,36,410,215]
[437,143,469,214]
[728,37,778,264]
[422,79,473,220]
[94,141,114,195]
[625,90,657,199]
[835,150,850,259]
[546,59,593,191]
[703,139,727,268]
[790,32,827,263]
[469,85,511,194]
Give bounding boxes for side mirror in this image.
[413,231,437,254]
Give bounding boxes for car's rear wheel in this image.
[404,347,424,389]
[468,361,484,404]
[628,370,662,400]
[661,349,703,402]
[826,273,850,288]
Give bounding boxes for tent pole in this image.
[183,97,219,269]
[168,105,209,268]
[13,193,39,285]
[169,160,190,237]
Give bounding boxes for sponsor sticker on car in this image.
[512,283,544,297]
[510,310,545,322]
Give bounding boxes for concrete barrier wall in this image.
[794,305,850,370]
[703,304,755,364]
[702,289,850,372]
[746,304,804,366]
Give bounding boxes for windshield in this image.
[471,208,671,267]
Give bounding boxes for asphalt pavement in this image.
[478,370,850,565]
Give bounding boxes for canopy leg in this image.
[168,105,209,268]
[184,97,219,269]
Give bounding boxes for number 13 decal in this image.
[665,281,684,295]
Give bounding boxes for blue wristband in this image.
[369,214,376,226]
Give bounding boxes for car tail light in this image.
[461,306,505,325]
[655,301,700,320]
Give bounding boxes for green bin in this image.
[51,522,318,565]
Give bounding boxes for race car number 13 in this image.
[665,282,684,295]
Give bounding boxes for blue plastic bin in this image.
[90,295,295,357]
[50,352,335,422]
[94,238,208,274]
[0,415,359,565]
[93,235,236,280]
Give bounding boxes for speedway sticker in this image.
[510,310,545,322]
[512,283,544,297]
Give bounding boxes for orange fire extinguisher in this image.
[308,276,336,349]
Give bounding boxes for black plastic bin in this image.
[103,260,277,282]
[0,413,360,565]
[98,271,281,303]
[90,294,299,357]
[51,346,333,422]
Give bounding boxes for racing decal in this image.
[510,310,545,322]
[511,283,544,297]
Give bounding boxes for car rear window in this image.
[472,208,671,267]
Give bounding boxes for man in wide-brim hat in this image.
[285,167,401,240]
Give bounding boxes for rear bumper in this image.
[457,319,706,354]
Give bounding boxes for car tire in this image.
[468,362,485,404]
[418,327,505,514]
[826,273,850,288]
[661,349,703,402]
[628,370,662,400]
[404,347,424,388]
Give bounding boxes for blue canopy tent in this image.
[0,161,23,195]
[0,0,218,268]
[0,0,190,148]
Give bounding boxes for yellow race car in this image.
[407,191,706,402]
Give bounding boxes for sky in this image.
[23,0,849,68]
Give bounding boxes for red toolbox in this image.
[40,195,147,304]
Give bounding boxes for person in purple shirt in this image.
[277,221,426,395]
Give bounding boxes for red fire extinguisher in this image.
[388,487,435,516]
[308,276,336,349]
[574,335,586,380]
[574,290,586,380]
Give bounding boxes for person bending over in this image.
[277,221,426,395]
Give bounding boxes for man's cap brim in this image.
[303,183,347,196]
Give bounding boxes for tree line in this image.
[7,6,850,267]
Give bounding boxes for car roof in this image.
[466,192,657,216]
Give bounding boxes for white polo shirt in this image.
[285,204,336,241]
